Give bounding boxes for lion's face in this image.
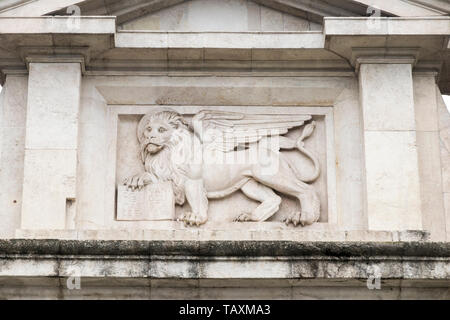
[137,109,191,206]
[142,120,176,154]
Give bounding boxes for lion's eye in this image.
[158,127,167,133]
[146,127,152,132]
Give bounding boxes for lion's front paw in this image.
[234,213,252,222]
[181,212,207,226]
[123,172,152,191]
[283,212,303,227]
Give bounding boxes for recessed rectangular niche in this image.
[114,106,334,228]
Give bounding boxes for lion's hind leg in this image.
[283,181,320,226]
[234,180,281,222]
[250,165,320,226]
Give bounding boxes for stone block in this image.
[21,149,77,230]
[0,76,28,238]
[413,75,439,132]
[25,63,81,150]
[364,131,422,230]
[359,64,415,131]
[416,131,446,240]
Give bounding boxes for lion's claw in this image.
[234,213,252,222]
[284,212,303,227]
[123,172,152,191]
[181,212,206,227]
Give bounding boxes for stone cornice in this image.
[0,16,116,34]
[24,54,87,72]
[0,239,446,257]
[8,0,380,25]
[5,0,446,26]
[324,16,450,36]
[0,240,448,281]
[323,17,450,92]
[19,46,90,74]
[351,47,421,72]
[0,16,448,93]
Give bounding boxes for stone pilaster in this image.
[357,52,423,231]
[20,61,82,230]
[0,74,28,237]
[413,74,446,241]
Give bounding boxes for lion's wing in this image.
[191,110,312,152]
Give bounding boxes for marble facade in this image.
[0,0,449,299]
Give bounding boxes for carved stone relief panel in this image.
[113,106,335,229]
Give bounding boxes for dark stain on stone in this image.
[0,239,449,258]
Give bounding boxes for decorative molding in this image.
[48,0,382,26]
[87,58,353,75]
[0,0,33,13]
[0,59,26,85]
[351,47,420,72]
[4,0,448,26]
[84,70,356,78]
[18,47,90,73]
[19,46,90,62]
[0,16,447,91]
[414,60,443,83]
[24,55,86,73]
[396,0,450,14]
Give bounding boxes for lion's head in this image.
[137,108,189,157]
[137,108,192,205]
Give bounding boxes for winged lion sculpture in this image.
[123,108,321,227]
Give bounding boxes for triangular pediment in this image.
[119,0,322,32]
[1,0,448,24]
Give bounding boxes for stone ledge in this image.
[0,16,116,34]
[14,229,430,242]
[0,239,448,257]
[324,17,450,36]
[0,277,448,299]
[0,241,448,299]
[0,240,449,282]
[114,30,325,49]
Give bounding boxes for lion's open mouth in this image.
[146,142,163,153]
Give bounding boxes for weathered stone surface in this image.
[0,3,449,299]
[359,63,423,231]
[21,63,81,230]
[119,0,320,32]
[14,229,430,242]
[437,89,450,240]
[360,64,416,131]
[0,239,448,299]
[0,75,27,239]
[0,239,447,257]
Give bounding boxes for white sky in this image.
[444,95,450,113]
[0,85,450,112]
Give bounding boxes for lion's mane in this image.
[138,110,194,205]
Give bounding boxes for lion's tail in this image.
[287,121,320,183]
